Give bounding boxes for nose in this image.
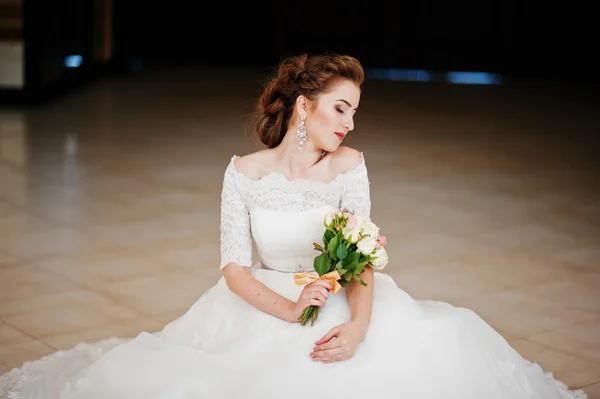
[344,116,354,132]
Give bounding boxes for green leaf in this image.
[338,268,348,276]
[323,230,335,246]
[355,257,370,274]
[336,243,349,260]
[335,261,343,270]
[342,251,360,271]
[328,235,340,261]
[352,275,368,286]
[313,242,326,253]
[314,253,331,276]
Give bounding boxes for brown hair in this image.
[252,53,364,148]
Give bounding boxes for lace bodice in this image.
[219,153,371,272]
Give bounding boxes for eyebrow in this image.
[336,99,357,110]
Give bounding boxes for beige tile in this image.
[459,252,576,289]
[584,382,600,399]
[464,289,597,338]
[75,176,159,203]
[35,253,174,288]
[0,252,19,267]
[113,189,203,215]
[0,264,80,302]
[527,318,600,365]
[390,232,476,265]
[0,361,10,374]
[0,321,31,345]
[392,262,511,309]
[30,198,150,227]
[526,272,600,315]
[131,234,216,256]
[0,337,56,369]
[0,200,14,217]
[0,210,54,238]
[94,272,208,317]
[2,290,144,338]
[468,223,577,252]
[509,338,600,389]
[0,226,113,259]
[41,317,163,350]
[155,246,221,276]
[544,246,600,273]
[0,288,118,318]
[83,218,201,249]
[152,309,187,325]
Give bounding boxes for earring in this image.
[296,115,307,152]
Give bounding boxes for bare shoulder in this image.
[327,146,364,175]
[233,149,273,180]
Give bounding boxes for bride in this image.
[0,53,587,399]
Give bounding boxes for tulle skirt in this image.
[0,268,587,399]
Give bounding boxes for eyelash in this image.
[336,108,345,114]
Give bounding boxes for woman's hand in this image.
[310,321,368,363]
[290,280,333,323]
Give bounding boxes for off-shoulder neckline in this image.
[229,152,366,186]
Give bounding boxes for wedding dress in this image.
[0,154,588,399]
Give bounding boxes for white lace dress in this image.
[0,154,588,399]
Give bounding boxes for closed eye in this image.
[336,107,345,114]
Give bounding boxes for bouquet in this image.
[294,209,389,326]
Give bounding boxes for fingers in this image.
[303,291,326,307]
[301,285,329,307]
[315,326,339,345]
[311,285,330,297]
[308,298,324,307]
[310,348,351,363]
[313,339,342,351]
[307,288,327,302]
[309,280,333,291]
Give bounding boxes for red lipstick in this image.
[334,132,346,141]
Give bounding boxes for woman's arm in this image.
[311,266,374,363]
[223,264,297,323]
[223,263,332,324]
[346,266,374,335]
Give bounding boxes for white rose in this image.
[324,211,336,229]
[357,236,377,255]
[362,220,380,239]
[342,226,361,244]
[370,247,388,271]
[353,214,367,231]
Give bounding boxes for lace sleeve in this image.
[219,159,253,269]
[340,153,371,219]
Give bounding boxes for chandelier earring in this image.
[296,115,307,152]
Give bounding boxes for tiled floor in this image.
[1,66,599,396]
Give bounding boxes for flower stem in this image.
[311,306,320,326]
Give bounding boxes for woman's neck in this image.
[274,130,325,177]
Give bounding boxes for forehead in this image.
[320,79,361,108]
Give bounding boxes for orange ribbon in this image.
[293,270,342,295]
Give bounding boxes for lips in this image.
[334,132,346,141]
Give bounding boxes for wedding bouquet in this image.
[294,210,389,326]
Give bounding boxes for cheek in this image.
[311,110,337,132]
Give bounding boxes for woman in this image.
[0,54,587,398]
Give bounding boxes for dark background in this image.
[1,0,597,104]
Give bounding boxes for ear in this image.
[295,95,310,117]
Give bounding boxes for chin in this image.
[323,142,341,153]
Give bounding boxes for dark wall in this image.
[23,0,95,87]
[6,0,597,106]
[121,1,595,83]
